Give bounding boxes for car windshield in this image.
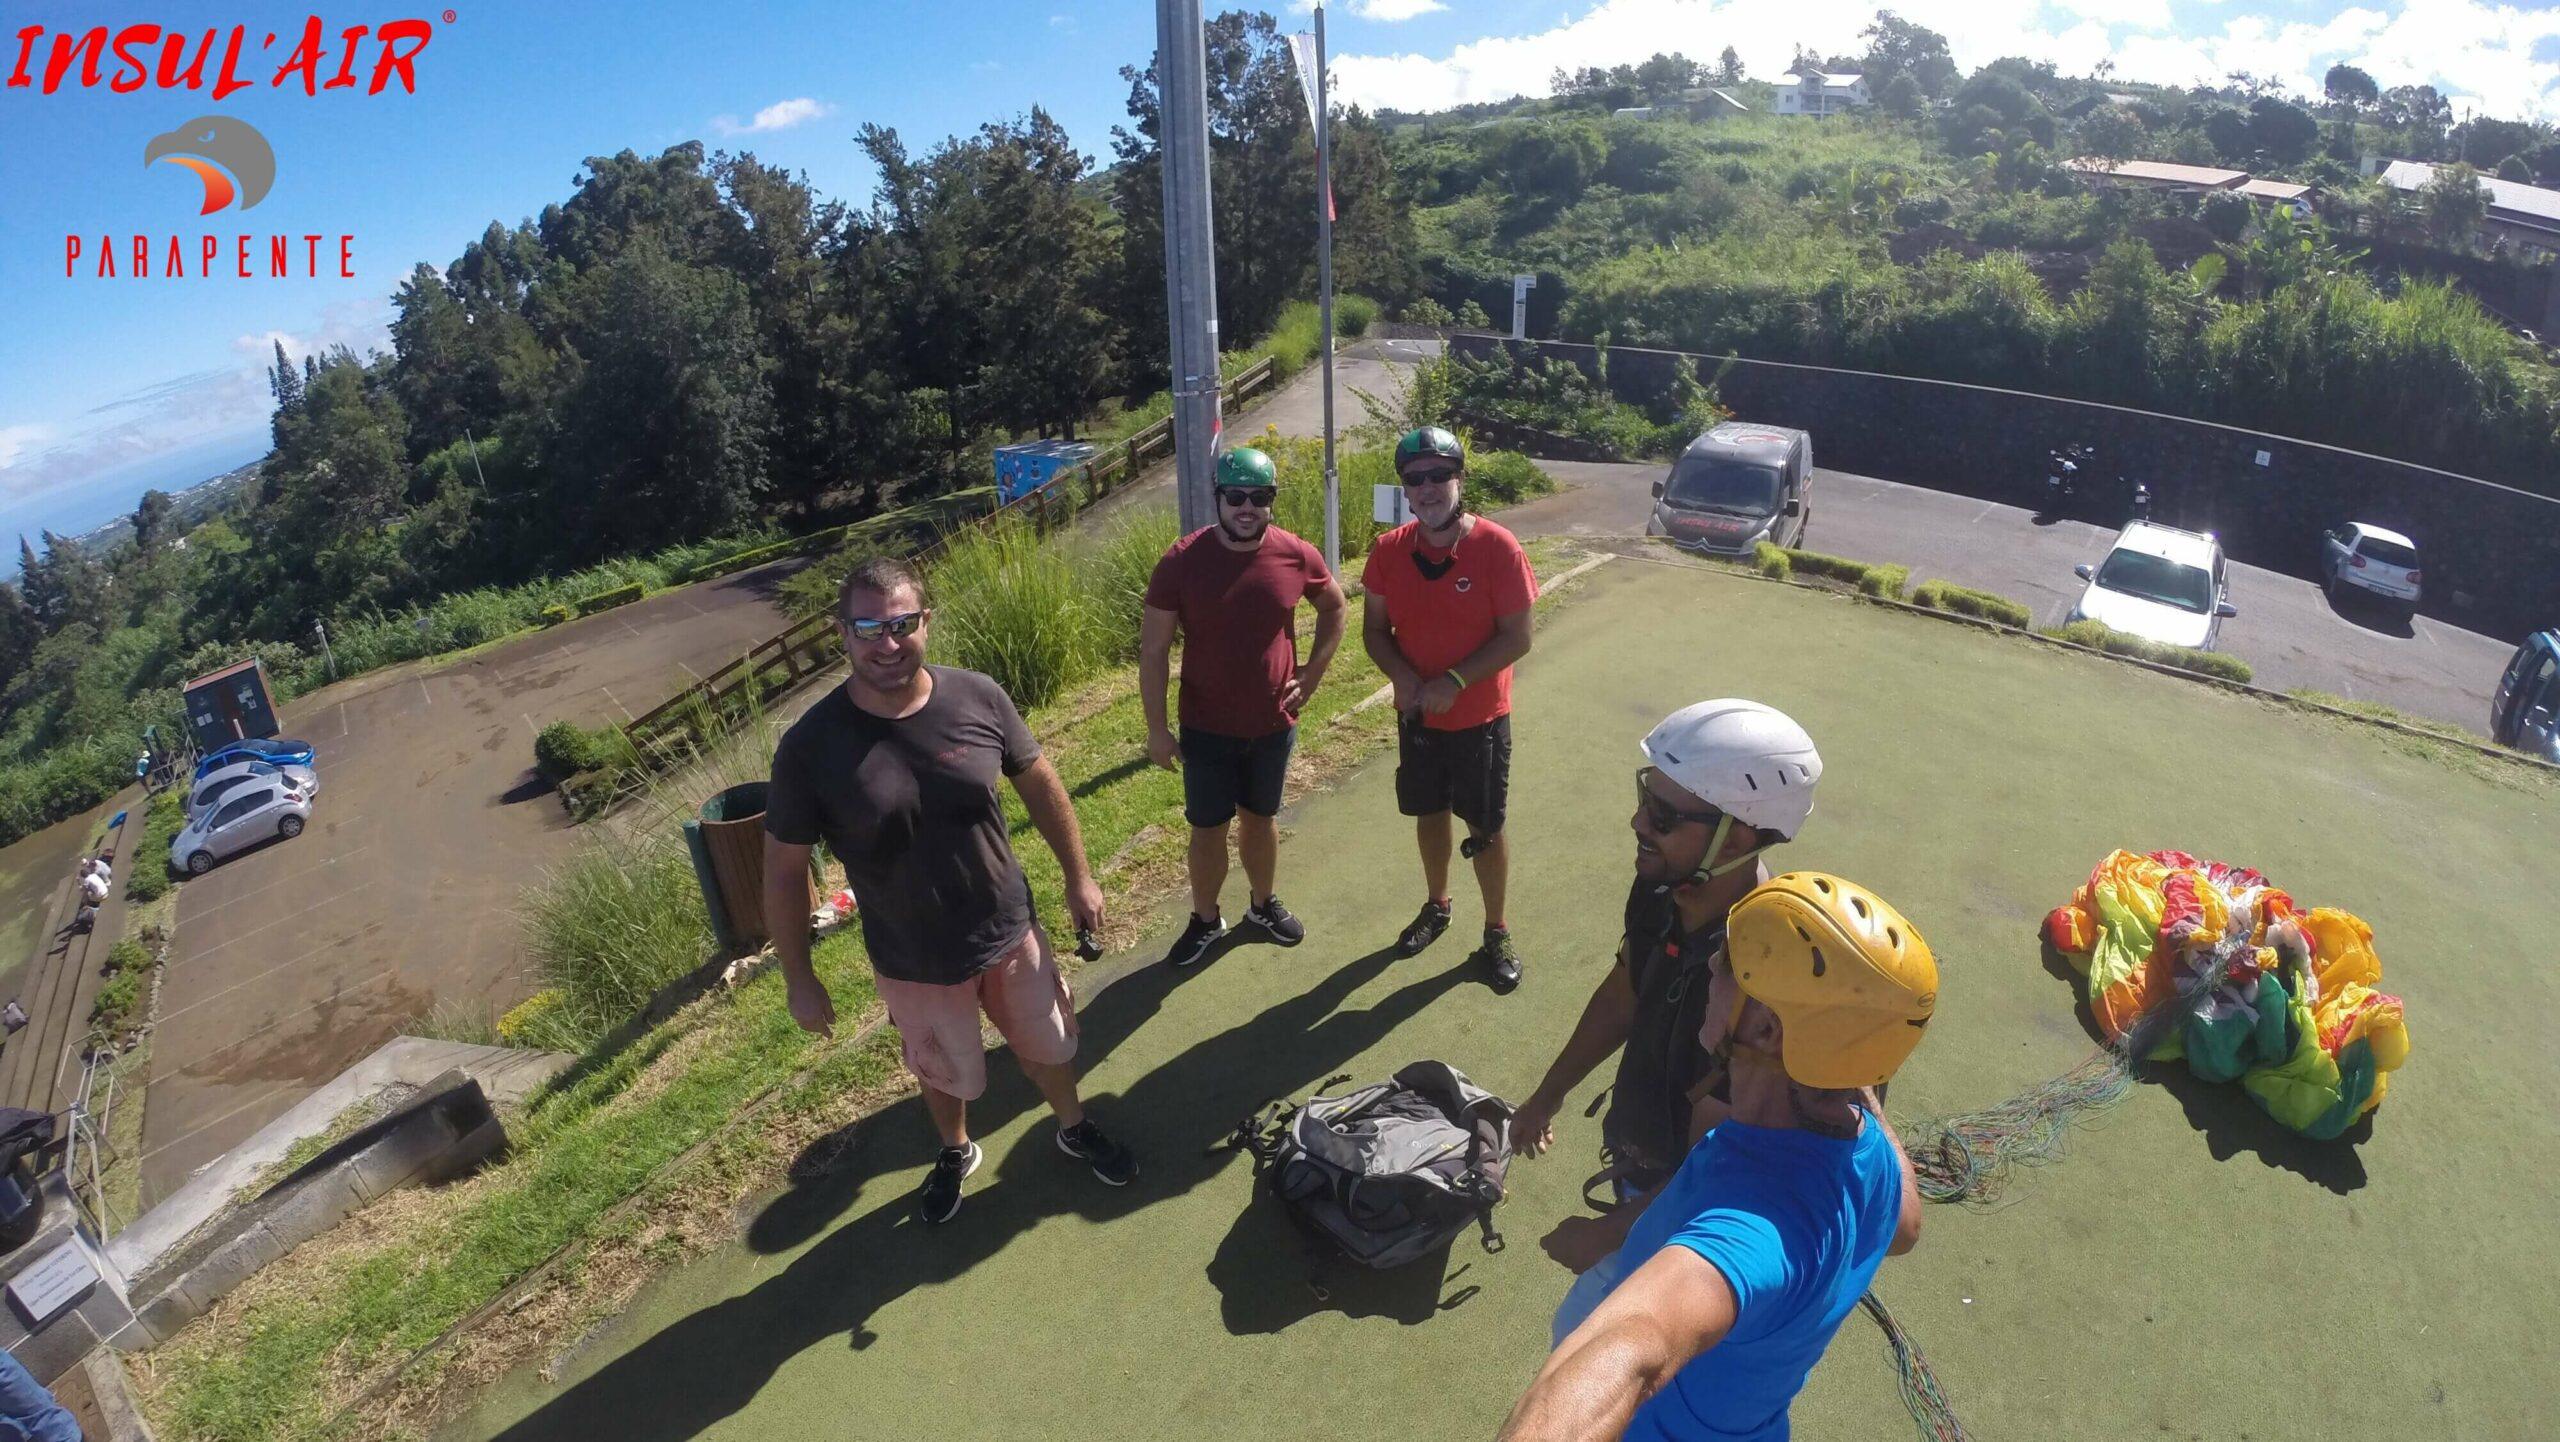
[1665,458,1781,514]
[2358,535,2419,568]
[2093,548,2213,614]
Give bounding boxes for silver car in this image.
[170,777,312,875]
[185,758,319,819]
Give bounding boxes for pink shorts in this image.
[875,928,1079,1101]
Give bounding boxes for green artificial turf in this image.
[452,557,2559,1442]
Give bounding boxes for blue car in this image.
[192,736,316,781]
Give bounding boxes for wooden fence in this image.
[565,355,1283,812]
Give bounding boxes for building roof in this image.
[2239,178,2313,202]
[2379,159,2560,233]
[1785,69,1864,86]
[2097,159,2249,189]
[184,658,265,690]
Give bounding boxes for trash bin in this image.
[686,782,771,958]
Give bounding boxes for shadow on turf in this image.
[1206,1195,1487,1333]
[2037,936,2370,1195]
[488,937,1475,1441]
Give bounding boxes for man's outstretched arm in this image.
[1499,1247,1736,1441]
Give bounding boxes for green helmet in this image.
[1394,426,1465,476]
[1215,446,1278,490]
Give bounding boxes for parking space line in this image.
[338,703,349,738]
[163,963,400,1079]
[417,679,433,709]
[524,712,539,737]
[599,685,634,721]
[676,660,703,681]
[617,617,645,640]
[182,879,379,965]
[177,845,372,925]
[157,921,386,1025]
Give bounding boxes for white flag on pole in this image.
[1285,30,1337,221]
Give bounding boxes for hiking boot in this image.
[918,1140,982,1224]
[1056,1118,1139,1186]
[1166,912,1225,969]
[1246,895,1305,946]
[1474,926,1523,992]
[1396,899,1453,957]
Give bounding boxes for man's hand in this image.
[1511,1087,1562,1158]
[1388,670,1420,715]
[1418,674,1462,716]
[1067,874,1107,936]
[785,969,837,1038]
[1147,727,1182,771]
[1539,1214,1623,1275]
[1278,668,1324,717]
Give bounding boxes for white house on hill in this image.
[1775,71,1869,116]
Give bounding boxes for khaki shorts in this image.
[875,928,1079,1101]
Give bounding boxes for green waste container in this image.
[686,782,771,957]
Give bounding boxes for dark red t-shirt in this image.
[1144,525,1334,738]
[1360,516,1538,731]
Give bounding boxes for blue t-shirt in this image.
[1563,1118,1905,1442]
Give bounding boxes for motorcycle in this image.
[2128,478,2152,523]
[2044,443,2092,515]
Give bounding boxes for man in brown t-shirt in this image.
[1141,447,1348,970]
[764,556,1137,1225]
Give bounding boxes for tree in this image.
[130,490,171,553]
[2077,104,2146,160]
[0,584,36,693]
[267,339,303,449]
[1878,73,1923,119]
[2380,84,2453,156]
[2198,103,2254,163]
[2459,116,2541,170]
[2199,188,2255,244]
[1860,12,1958,100]
[1945,69,2052,153]
[2248,96,2319,165]
[1715,47,1743,85]
[2323,63,2378,117]
[2421,162,2489,250]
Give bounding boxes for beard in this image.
[1218,511,1267,545]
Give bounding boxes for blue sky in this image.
[4,0,2554,555]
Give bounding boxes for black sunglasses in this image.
[1635,766,1726,833]
[1399,467,1459,488]
[1218,487,1277,509]
[845,609,927,642]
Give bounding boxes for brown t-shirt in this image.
[1142,525,1332,738]
[764,666,1040,985]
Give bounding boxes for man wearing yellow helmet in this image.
[1501,873,1936,1442]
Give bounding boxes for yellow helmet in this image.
[1727,873,1939,1090]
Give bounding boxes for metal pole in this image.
[1315,3,1339,574]
[313,619,334,680]
[1157,0,1224,534]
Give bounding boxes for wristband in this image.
[1445,668,1468,690]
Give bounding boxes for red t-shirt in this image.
[1361,517,1538,731]
[1144,525,1333,738]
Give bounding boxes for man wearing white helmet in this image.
[1508,701,1822,1272]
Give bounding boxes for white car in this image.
[2320,522,2421,616]
[170,776,313,875]
[2069,521,2236,651]
[185,758,318,819]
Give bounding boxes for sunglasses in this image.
[1635,766,1727,833]
[1399,468,1459,488]
[1218,487,1277,509]
[844,610,927,642]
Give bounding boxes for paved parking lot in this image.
[138,562,810,1205]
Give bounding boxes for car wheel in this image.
[186,850,213,875]
[278,814,305,839]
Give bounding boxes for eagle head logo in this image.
[144,116,276,214]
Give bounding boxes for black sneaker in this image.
[1396,899,1452,957]
[1246,895,1305,946]
[1056,1118,1139,1186]
[918,1140,982,1224]
[1166,912,1225,969]
[1474,926,1524,992]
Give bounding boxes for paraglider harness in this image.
[1225,1061,1513,1293]
[0,1109,64,1252]
[1588,885,1732,1210]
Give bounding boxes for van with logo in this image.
[1647,422,1813,557]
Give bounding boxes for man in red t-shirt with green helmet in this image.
[1361,426,1540,991]
[1142,446,1350,969]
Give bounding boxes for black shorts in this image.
[1181,725,1296,827]
[1395,713,1511,834]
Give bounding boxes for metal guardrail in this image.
[567,356,1285,812]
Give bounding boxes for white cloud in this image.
[710,97,835,138]
[1328,0,2560,118]
[1339,0,1451,19]
[0,425,53,472]
[1050,13,1075,28]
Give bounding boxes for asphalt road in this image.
[136,560,811,1206]
[1500,460,2511,735]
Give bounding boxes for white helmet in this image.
[1639,701,1822,882]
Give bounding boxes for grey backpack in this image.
[1236,1061,1513,1270]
